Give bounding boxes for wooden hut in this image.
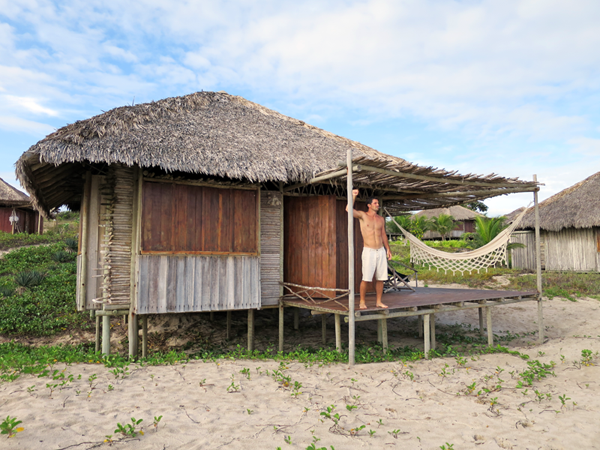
[415,205,484,240]
[0,178,43,234]
[511,172,600,271]
[16,91,539,356]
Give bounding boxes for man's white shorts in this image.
[362,247,387,282]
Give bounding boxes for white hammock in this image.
[385,206,530,275]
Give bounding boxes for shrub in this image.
[64,238,78,253]
[0,286,14,298]
[52,251,75,263]
[14,271,46,289]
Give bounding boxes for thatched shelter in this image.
[16,91,539,356]
[415,205,484,240]
[0,178,42,234]
[511,172,600,271]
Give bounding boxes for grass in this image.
[0,242,92,336]
[0,211,79,251]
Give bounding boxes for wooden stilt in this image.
[335,314,341,352]
[479,307,485,335]
[294,309,299,330]
[534,174,544,345]
[430,314,436,351]
[95,314,101,353]
[141,316,148,358]
[102,315,110,355]
[210,312,214,321]
[128,310,138,358]
[347,148,355,366]
[418,315,423,337]
[423,314,431,358]
[381,318,388,353]
[321,314,327,345]
[377,319,383,343]
[226,311,232,339]
[247,309,255,351]
[487,307,493,347]
[278,305,284,352]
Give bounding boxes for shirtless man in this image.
[346,189,392,309]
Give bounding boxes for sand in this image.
[1,296,599,449]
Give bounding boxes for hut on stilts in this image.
[0,177,43,234]
[511,171,600,272]
[17,91,542,364]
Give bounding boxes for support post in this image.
[141,316,148,358]
[335,314,341,352]
[430,314,435,351]
[294,309,299,330]
[487,307,493,347]
[418,315,423,337]
[347,148,355,366]
[210,312,214,321]
[479,307,485,336]
[322,314,327,345]
[95,314,101,353]
[534,174,544,344]
[128,310,138,358]
[278,304,284,352]
[102,314,110,355]
[423,314,431,358]
[247,309,254,351]
[381,318,388,353]
[226,311,232,339]
[377,319,382,343]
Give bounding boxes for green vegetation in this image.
[0,211,79,251]
[427,214,456,241]
[0,242,91,335]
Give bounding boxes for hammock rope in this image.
[384,205,531,275]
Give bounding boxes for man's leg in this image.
[375,280,388,308]
[359,281,368,309]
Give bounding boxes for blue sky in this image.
[1,0,600,215]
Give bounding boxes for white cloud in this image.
[0,115,55,135]
[3,95,59,116]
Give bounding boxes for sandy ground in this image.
[1,295,600,449]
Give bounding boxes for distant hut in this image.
[0,178,43,234]
[511,172,600,271]
[16,91,537,356]
[505,206,525,224]
[416,205,484,240]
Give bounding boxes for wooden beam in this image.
[356,165,538,189]
[380,186,538,201]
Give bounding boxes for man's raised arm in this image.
[345,189,364,219]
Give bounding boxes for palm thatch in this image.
[519,171,600,232]
[0,178,31,207]
[415,205,484,221]
[505,206,525,224]
[17,91,538,217]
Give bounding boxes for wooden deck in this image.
[279,287,540,356]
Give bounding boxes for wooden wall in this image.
[511,228,600,272]
[136,255,260,313]
[260,191,283,306]
[0,207,42,234]
[284,195,371,297]
[141,181,258,254]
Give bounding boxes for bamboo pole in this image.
[278,305,284,352]
[534,174,544,344]
[424,314,431,358]
[430,314,435,351]
[102,314,110,355]
[141,316,148,358]
[487,307,493,347]
[381,319,388,353]
[347,148,355,366]
[335,314,341,352]
[247,309,254,351]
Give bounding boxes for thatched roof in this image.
[415,205,484,221]
[506,206,525,224]
[0,178,31,207]
[17,91,538,217]
[519,171,600,232]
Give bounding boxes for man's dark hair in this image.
[366,197,378,206]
